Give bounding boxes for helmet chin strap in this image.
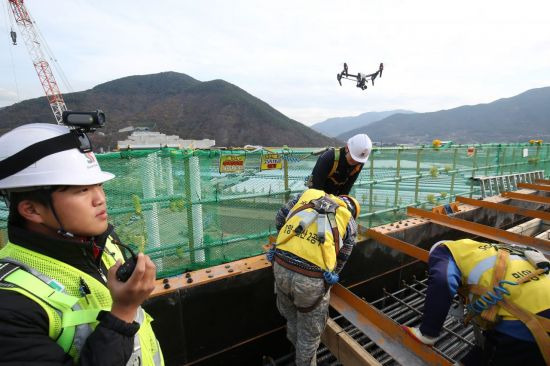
[46,192,75,238]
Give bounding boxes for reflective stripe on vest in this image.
[467,254,524,285]
[0,241,163,365]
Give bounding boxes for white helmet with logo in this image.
[0,123,114,191]
[347,133,372,164]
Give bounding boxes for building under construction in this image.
[1,142,549,365]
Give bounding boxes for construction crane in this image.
[7,0,67,124]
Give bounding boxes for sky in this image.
[1,0,549,126]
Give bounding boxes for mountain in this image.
[311,109,415,137]
[338,87,550,144]
[0,72,339,150]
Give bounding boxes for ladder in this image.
[476,171,545,198]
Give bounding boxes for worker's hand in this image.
[401,326,437,346]
[323,271,339,284]
[266,247,276,262]
[107,253,157,323]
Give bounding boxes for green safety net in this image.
[1,143,549,278]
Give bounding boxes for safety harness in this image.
[458,244,550,364]
[272,195,345,313]
[305,148,362,189]
[327,148,362,186]
[277,195,343,264]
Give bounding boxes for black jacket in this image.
[0,224,138,366]
[310,147,363,195]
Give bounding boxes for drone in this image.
[337,62,384,91]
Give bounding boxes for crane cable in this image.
[1,0,21,102]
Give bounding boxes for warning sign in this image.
[261,153,282,171]
[219,155,245,173]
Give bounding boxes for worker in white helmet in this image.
[0,123,164,365]
[308,133,372,196]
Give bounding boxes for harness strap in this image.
[467,283,550,364]
[500,298,550,364]
[274,256,323,279]
[516,268,548,284]
[328,148,339,178]
[327,148,363,186]
[481,249,509,323]
[286,203,314,221]
[277,195,344,272]
[331,224,341,257]
[350,164,362,176]
[274,203,315,248]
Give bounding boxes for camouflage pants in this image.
[273,262,330,366]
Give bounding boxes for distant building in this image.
[117,130,215,150]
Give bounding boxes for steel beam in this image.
[150,254,271,297]
[517,182,550,192]
[407,207,550,254]
[321,318,383,366]
[329,284,452,366]
[366,228,429,262]
[501,191,550,205]
[456,196,550,221]
[535,179,550,185]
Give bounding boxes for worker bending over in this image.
[403,239,550,365]
[308,133,372,196]
[0,123,163,365]
[266,188,359,365]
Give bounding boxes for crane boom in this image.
[8,0,67,124]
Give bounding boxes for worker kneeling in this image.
[267,188,359,366]
[403,239,550,366]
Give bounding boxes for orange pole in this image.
[456,196,550,221]
[517,182,550,192]
[407,207,550,253]
[501,191,550,205]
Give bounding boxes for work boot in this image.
[402,326,437,346]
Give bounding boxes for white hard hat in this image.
[0,123,114,190]
[347,134,372,163]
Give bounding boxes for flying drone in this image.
[337,62,384,91]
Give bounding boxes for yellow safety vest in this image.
[444,239,550,321]
[0,239,164,365]
[276,189,351,271]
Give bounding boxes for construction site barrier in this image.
[1,142,549,277]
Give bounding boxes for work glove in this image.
[266,247,276,263]
[401,326,437,346]
[323,271,339,285]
